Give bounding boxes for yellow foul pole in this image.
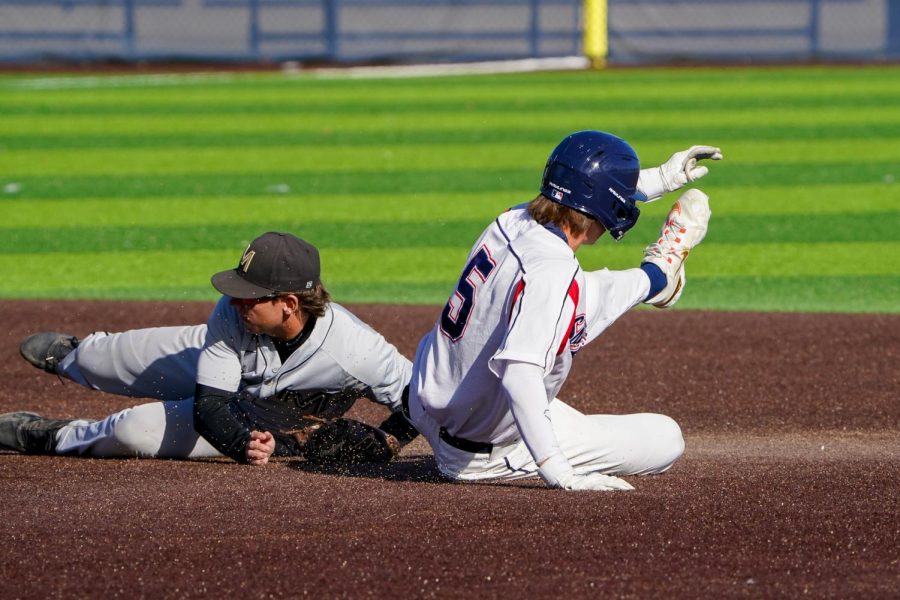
[583,0,608,69]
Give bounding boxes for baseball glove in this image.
[294,418,401,465]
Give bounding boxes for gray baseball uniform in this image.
[53,299,411,459]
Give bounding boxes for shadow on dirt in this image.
[287,455,446,483]
[286,455,547,489]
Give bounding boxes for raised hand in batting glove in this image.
[549,470,635,492]
[643,188,711,308]
[637,145,723,203]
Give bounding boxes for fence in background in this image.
[0,0,897,65]
[0,0,581,63]
[606,0,899,64]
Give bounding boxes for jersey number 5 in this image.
[440,246,496,342]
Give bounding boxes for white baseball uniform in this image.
[408,204,684,483]
[52,300,411,458]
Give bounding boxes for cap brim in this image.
[211,270,274,299]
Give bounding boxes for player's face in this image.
[564,219,606,251]
[584,220,606,245]
[230,296,288,336]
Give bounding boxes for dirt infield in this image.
[1,300,898,598]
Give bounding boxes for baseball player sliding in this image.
[1,232,418,464]
[406,130,720,491]
[4,131,719,489]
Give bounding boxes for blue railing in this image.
[0,0,181,60]
[0,0,580,63]
[606,0,890,63]
[0,0,897,64]
[200,0,581,61]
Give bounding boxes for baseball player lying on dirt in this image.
[1,232,419,465]
[404,131,721,491]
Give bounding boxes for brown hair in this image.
[527,194,595,238]
[284,282,331,318]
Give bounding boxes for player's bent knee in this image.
[648,414,684,473]
[621,413,684,475]
[110,406,164,456]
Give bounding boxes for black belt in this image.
[400,385,411,420]
[439,427,493,454]
[404,386,493,454]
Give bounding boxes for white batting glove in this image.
[637,145,723,203]
[643,188,711,308]
[552,471,635,492]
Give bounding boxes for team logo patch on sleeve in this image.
[557,279,583,356]
[569,315,587,354]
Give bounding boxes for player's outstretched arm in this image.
[642,188,712,308]
[637,145,723,202]
[193,383,260,464]
[501,361,633,492]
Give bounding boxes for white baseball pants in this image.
[408,393,684,482]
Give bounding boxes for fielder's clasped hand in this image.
[245,430,275,466]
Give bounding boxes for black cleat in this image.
[19,332,79,374]
[0,411,76,454]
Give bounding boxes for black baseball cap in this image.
[211,232,321,299]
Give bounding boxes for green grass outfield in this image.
[1,65,898,313]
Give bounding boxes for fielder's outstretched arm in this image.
[193,384,259,464]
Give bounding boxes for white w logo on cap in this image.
[239,250,256,273]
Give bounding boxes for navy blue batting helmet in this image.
[540,130,646,240]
